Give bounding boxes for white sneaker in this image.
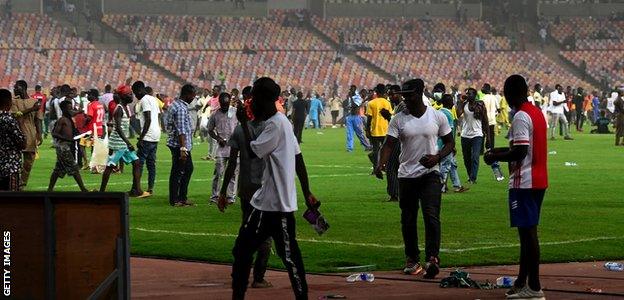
[496,176,505,182]
[506,286,545,300]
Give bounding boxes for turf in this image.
[26,127,624,273]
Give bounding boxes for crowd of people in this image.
[0,74,623,300]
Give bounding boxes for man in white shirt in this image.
[457,88,491,184]
[548,84,573,140]
[226,77,318,300]
[376,79,454,279]
[133,81,161,195]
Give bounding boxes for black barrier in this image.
[0,192,130,300]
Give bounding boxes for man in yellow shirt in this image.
[366,84,393,168]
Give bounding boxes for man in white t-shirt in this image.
[457,88,491,184]
[548,84,572,140]
[133,81,161,195]
[376,78,454,279]
[227,77,318,300]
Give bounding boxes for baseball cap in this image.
[396,79,425,95]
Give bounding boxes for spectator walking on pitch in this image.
[166,84,197,207]
[217,87,273,289]
[11,80,42,190]
[291,91,308,143]
[133,81,161,195]
[209,92,239,203]
[229,77,318,300]
[457,88,490,184]
[99,85,150,198]
[376,79,454,279]
[345,85,371,152]
[48,101,89,192]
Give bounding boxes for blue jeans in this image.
[345,115,370,151]
[440,153,461,189]
[138,141,158,190]
[461,136,483,182]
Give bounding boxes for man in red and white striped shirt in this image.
[485,75,548,300]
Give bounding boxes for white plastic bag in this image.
[90,124,109,173]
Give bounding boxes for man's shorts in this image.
[107,149,139,166]
[509,189,546,228]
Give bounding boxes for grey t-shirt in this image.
[228,120,266,192]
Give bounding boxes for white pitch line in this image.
[131,227,624,253]
[444,236,624,253]
[35,173,370,189]
[131,227,404,249]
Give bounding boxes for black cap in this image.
[396,79,424,95]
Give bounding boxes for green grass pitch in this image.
[25,127,624,272]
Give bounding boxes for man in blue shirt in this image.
[166,84,196,207]
[307,93,324,129]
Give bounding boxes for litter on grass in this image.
[565,162,578,166]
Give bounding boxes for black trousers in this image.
[399,173,442,262]
[293,118,305,143]
[576,109,585,130]
[331,110,339,125]
[239,186,272,283]
[368,136,385,167]
[168,146,194,205]
[232,209,307,300]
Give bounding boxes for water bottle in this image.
[604,262,624,271]
[346,273,375,282]
[496,276,516,288]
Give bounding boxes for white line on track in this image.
[35,173,370,189]
[131,227,624,253]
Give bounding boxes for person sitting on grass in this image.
[48,100,89,192]
[591,110,612,134]
[99,85,150,198]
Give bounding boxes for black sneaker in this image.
[423,257,440,279]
